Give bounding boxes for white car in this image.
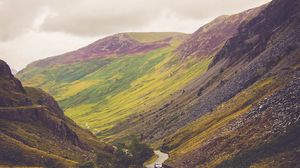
[154,163,163,168]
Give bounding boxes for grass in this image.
[18,41,212,140]
[126,32,186,43]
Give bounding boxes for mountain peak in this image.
[176,5,264,58]
[28,32,180,67]
[0,60,13,77]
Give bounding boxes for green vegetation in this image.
[127,32,186,43]
[129,137,153,166]
[18,45,212,140]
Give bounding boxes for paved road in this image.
[146,150,169,168]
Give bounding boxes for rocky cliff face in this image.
[0,60,32,107]
[0,59,114,167]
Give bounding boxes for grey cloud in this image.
[39,0,270,36]
[0,0,44,41]
[41,0,157,36]
[0,0,270,40]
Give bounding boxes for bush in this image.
[128,137,153,166]
[97,142,132,168]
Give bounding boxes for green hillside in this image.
[17,33,213,140]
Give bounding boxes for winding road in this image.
[146,150,169,168]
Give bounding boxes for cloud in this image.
[0,0,270,40]
[39,0,270,36]
[41,0,158,36]
[0,0,44,41]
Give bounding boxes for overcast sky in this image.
[0,0,270,70]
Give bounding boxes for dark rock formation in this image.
[0,60,82,147]
[0,60,32,107]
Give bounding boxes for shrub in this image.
[128,137,153,166]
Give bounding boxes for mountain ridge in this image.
[25,32,186,68]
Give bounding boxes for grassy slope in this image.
[18,37,212,139]
[126,32,186,43]
[0,119,78,167]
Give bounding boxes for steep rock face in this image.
[25,87,64,118]
[0,59,114,167]
[28,33,176,67]
[0,59,81,146]
[176,6,263,58]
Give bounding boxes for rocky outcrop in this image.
[0,59,116,167]
[25,87,64,118]
[0,59,85,148]
[0,60,32,107]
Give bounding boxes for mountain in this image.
[17,8,261,143]
[0,60,116,167]
[28,32,185,67]
[16,32,201,139]
[105,5,265,142]
[160,0,300,167]
[16,0,300,167]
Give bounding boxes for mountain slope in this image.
[17,32,204,137]
[0,60,115,167]
[159,0,300,167]
[17,8,261,142]
[106,5,265,142]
